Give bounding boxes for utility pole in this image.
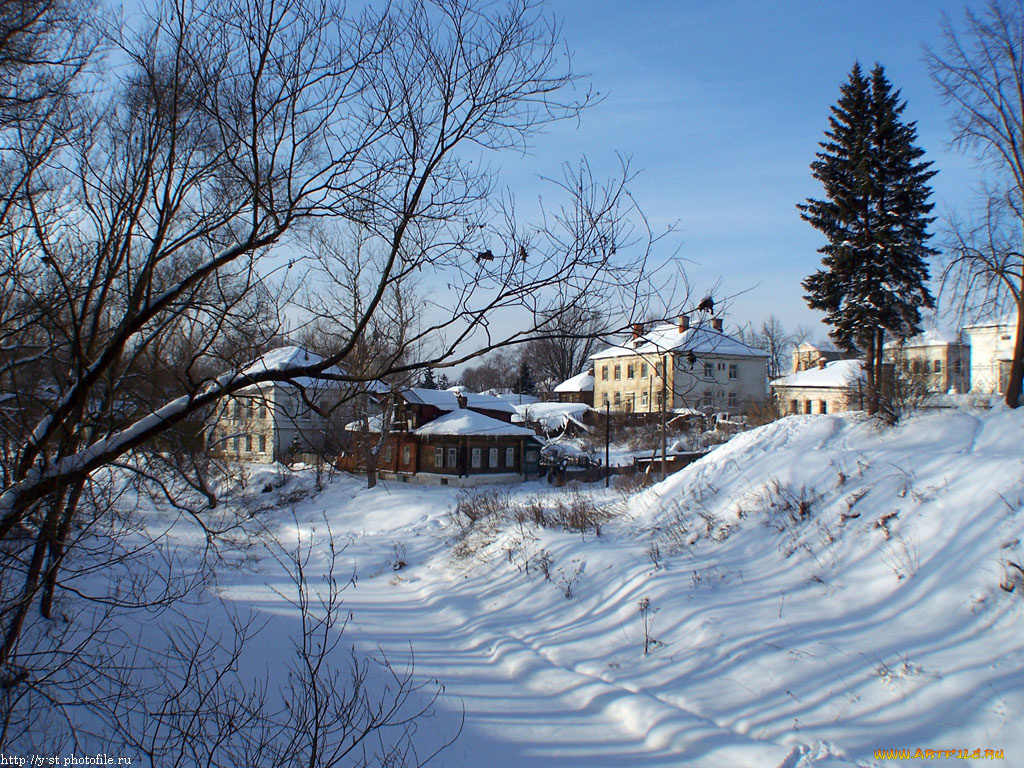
[661,353,668,482]
[605,401,610,488]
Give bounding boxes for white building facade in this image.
[964,316,1018,396]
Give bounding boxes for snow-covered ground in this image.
[68,404,1024,765]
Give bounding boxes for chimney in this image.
[455,392,468,409]
[711,317,723,332]
[631,323,644,340]
[678,314,690,332]
[817,357,827,370]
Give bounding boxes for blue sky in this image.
[498,0,988,338]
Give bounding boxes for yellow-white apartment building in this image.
[590,316,768,415]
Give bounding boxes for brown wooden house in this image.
[352,388,542,486]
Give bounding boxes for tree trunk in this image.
[40,479,85,619]
[1005,291,1024,408]
[863,333,878,415]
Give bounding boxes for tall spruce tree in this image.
[517,360,537,396]
[420,368,438,389]
[799,63,937,414]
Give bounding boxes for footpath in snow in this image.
[212,405,1024,767]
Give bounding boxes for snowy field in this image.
[89,404,1024,766]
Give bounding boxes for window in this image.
[447,447,457,468]
[602,393,609,405]
[728,363,738,380]
[911,360,921,374]
[655,362,662,377]
[702,391,713,407]
[790,399,799,414]
[614,365,621,380]
[471,448,482,468]
[804,400,812,414]
[259,434,266,452]
[933,359,942,373]
[627,364,634,379]
[641,390,649,408]
[601,366,609,381]
[703,363,714,378]
[245,435,253,452]
[819,400,828,414]
[718,362,725,371]
[259,404,267,419]
[434,447,444,467]
[614,391,621,405]
[641,363,648,378]
[728,392,737,408]
[506,447,515,467]
[232,435,239,451]
[489,448,498,468]
[401,445,411,465]
[383,444,393,462]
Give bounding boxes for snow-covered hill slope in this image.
[219,405,1024,767]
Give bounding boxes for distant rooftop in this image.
[413,408,536,437]
[401,387,517,415]
[884,328,965,348]
[553,370,595,393]
[591,321,767,361]
[772,359,865,389]
[240,345,385,391]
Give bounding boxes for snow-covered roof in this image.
[344,414,386,433]
[771,359,865,389]
[401,387,517,414]
[591,322,767,361]
[241,346,343,389]
[488,391,541,405]
[796,340,840,353]
[553,371,595,393]
[413,408,537,437]
[884,328,965,348]
[241,346,387,392]
[513,402,593,432]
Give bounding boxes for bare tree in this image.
[459,349,519,392]
[929,0,1024,406]
[747,315,800,381]
[520,305,603,386]
[0,0,667,750]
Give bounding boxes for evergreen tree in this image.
[420,368,437,389]
[436,372,451,390]
[517,360,537,396]
[799,63,937,414]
